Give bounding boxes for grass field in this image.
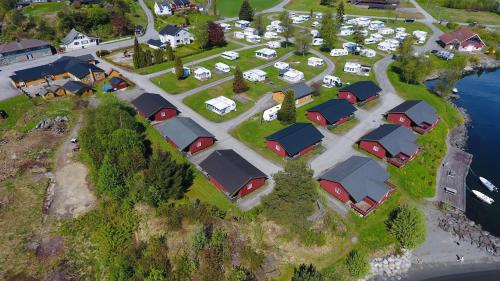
[285,0,422,19]
[216,0,282,18]
[22,2,65,17]
[416,0,500,25]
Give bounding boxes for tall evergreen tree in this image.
[336,0,345,26]
[192,20,209,49]
[233,66,248,93]
[277,90,296,124]
[253,14,265,36]
[133,37,141,68]
[144,49,153,66]
[320,11,336,50]
[174,56,184,79]
[295,30,310,56]
[238,0,254,22]
[165,44,174,61]
[292,264,324,281]
[153,48,164,65]
[280,11,294,47]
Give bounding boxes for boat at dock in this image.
[480,177,498,192]
[472,190,495,205]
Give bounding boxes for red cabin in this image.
[265,123,324,158]
[132,93,178,122]
[338,81,381,104]
[155,116,216,154]
[386,100,439,134]
[109,76,129,90]
[319,156,394,216]
[358,124,419,167]
[306,99,357,127]
[439,27,485,52]
[199,149,268,199]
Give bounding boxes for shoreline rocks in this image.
[438,208,500,256]
[366,249,412,281]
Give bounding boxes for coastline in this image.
[402,261,500,281]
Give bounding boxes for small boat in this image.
[452,87,458,93]
[472,190,494,205]
[480,177,498,192]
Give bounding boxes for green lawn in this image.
[217,0,282,18]
[285,0,423,19]
[151,46,294,94]
[329,117,359,135]
[330,53,381,84]
[127,0,148,27]
[22,2,65,18]
[182,80,275,122]
[416,0,500,25]
[135,42,241,74]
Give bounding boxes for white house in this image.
[154,1,172,16]
[215,62,231,73]
[255,48,277,60]
[246,34,261,44]
[61,29,99,51]
[323,75,342,87]
[193,67,211,80]
[264,31,279,39]
[205,96,237,115]
[330,48,349,57]
[360,48,376,58]
[234,31,245,39]
[274,61,290,71]
[308,57,324,67]
[243,69,267,82]
[159,25,191,49]
[235,20,251,29]
[263,104,282,121]
[344,62,371,76]
[282,69,304,83]
[267,41,281,49]
[312,38,324,46]
[221,51,239,60]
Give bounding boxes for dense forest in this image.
[442,0,499,13]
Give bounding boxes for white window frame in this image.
[399,116,405,122]
[373,146,379,152]
[196,141,202,148]
[335,187,341,194]
[247,183,253,190]
[275,145,280,151]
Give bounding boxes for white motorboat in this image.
[480,177,498,192]
[472,190,494,205]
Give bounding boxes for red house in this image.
[265,123,324,158]
[439,27,485,52]
[170,0,197,13]
[109,76,129,90]
[132,93,178,122]
[359,124,419,167]
[199,150,268,199]
[155,116,216,154]
[319,156,394,216]
[386,100,439,134]
[338,81,381,104]
[307,99,357,127]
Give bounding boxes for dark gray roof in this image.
[0,39,51,54]
[278,82,315,100]
[172,0,191,5]
[154,117,215,150]
[307,99,357,124]
[199,150,267,198]
[62,80,90,94]
[159,25,183,36]
[340,81,381,101]
[266,123,324,157]
[319,156,390,202]
[147,39,164,48]
[76,54,95,62]
[62,29,98,45]
[387,100,438,126]
[360,124,418,157]
[131,93,177,119]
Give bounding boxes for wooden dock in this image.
[437,146,473,212]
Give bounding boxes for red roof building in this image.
[439,27,485,52]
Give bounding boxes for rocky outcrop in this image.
[438,208,500,256]
[35,116,69,135]
[366,249,412,281]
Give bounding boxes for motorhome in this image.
[360,48,376,58]
[246,34,261,44]
[282,69,304,83]
[323,75,342,87]
[243,69,267,82]
[330,48,349,56]
[215,62,231,73]
[263,104,282,121]
[193,67,211,81]
[308,57,324,67]
[221,51,239,60]
[312,38,324,46]
[267,41,281,49]
[255,48,277,60]
[274,61,290,70]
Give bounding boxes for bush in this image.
[292,264,324,281]
[345,250,369,278]
[386,205,426,249]
[446,22,459,30]
[96,50,110,57]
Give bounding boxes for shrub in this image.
[345,250,369,278]
[292,264,324,281]
[386,205,426,249]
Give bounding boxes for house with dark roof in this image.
[40,85,65,100]
[132,93,178,122]
[109,76,129,91]
[155,117,216,154]
[338,81,381,104]
[154,1,173,16]
[157,25,192,49]
[318,156,394,216]
[359,124,419,167]
[10,56,105,87]
[62,80,93,97]
[439,27,485,52]
[0,39,54,66]
[386,100,439,134]
[199,149,268,199]
[61,29,99,51]
[265,123,324,158]
[307,99,357,127]
[272,82,315,106]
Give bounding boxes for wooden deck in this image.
[438,146,473,212]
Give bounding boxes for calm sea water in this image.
[419,270,500,281]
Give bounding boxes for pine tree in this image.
[320,11,336,50]
[295,30,309,56]
[277,90,296,124]
[154,48,164,65]
[165,44,174,61]
[232,66,248,93]
[337,0,345,26]
[238,0,254,22]
[133,37,141,68]
[254,14,265,36]
[174,56,184,80]
[144,49,153,66]
[280,11,294,47]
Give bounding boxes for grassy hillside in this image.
[217,0,282,18]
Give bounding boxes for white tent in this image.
[205,96,237,115]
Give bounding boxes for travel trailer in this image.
[233,31,245,39]
[246,34,261,44]
[205,96,236,115]
[312,38,324,46]
[235,20,250,29]
[193,67,211,81]
[263,104,282,121]
[330,48,349,56]
[243,69,267,82]
[255,48,277,60]
[267,41,281,49]
[308,57,324,67]
[282,69,304,83]
[221,51,239,60]
[360,48,376,58]
[323,75,342,87]
[344,62,371,76]
[274,61,290,71]
[215,62,231,73]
